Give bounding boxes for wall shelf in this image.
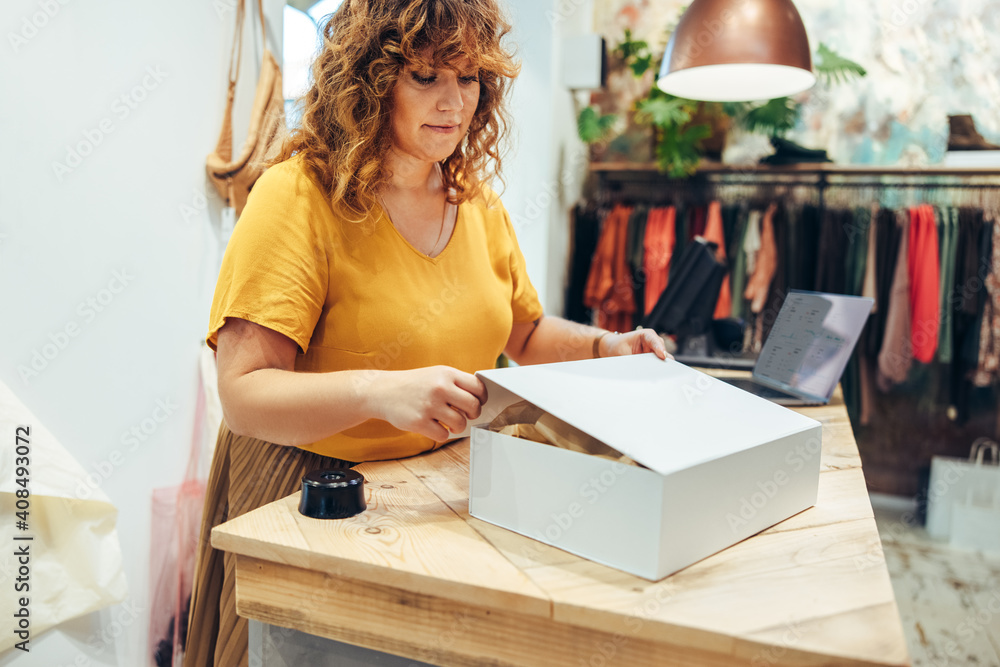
[590,161,1000,177]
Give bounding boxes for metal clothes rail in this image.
[588,163,1000,212]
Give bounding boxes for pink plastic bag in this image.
[148,372,207,667]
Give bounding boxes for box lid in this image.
[475,354,819,477]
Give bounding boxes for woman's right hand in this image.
[369,366,488,442]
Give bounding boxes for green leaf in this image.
[629,53,654,77]
[654,123,710,178]
[635,97,691,128]
[614,28,649,61]
[814,43,867,86]
[740,97,800,137]
[614,28,655,77]
[720,101,753,118]
[577,106,618,144]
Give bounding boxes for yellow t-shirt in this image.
[207,155,544,461]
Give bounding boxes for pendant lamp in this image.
[657,0,815,102]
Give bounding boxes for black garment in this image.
[864,207,903,358]
[564,203,602,324]
[814,208,851,294]
[760,203,789,344]
[948,208,985,422]
[842,206,873,423]
[796,204,822,291]
[626,205,649,318]
[669,203,690,284]
[722,203,741,264]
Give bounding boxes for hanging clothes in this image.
[864,207,903,357]
[564,203,602,324]
[877,210,913,391]
[626,205,649,318]
[761,202,790,343]
[727,207,751,321]
[907,204,941,363]
[948,208,986,422]
[643,206,676,314]
[936,206,960,364]
[743,208,762,277]
[845,206,872,296]
[689,204,707,239]
[584,203,635,332]
[744,203,778,314]
[861,205,878,303]
[840,206,871,423]
[722,204,741,264]
[814,208,851,294]
[669,203,689,284]
[858,205,880,426]
[703,200,732,320]
[790,204,822,292]
[972,212,1000,386]
[737,208,764,348]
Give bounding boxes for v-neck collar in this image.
[378,201,461,264]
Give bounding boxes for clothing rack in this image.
[591,162,1000,222]
[571,162,1000,496]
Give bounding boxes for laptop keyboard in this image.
[719,377,797,400]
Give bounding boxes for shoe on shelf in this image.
[760,136,832,165]
[947,114,1000,151]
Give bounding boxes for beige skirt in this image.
[183,422,354,667]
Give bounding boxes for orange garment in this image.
[907,204,940,363]
[584,206,618,317]
[642,206,676,313]
[584,203,635,331]
[743,203,778,313]
[207,155,544,462]
[877,211,912,390]
[703,200,732,319]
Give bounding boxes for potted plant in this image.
[578,31,866,176]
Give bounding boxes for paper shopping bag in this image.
[926,438,1000,540]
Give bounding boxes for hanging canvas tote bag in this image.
[205,0,285,218]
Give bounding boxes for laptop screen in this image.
[754,291,874,401]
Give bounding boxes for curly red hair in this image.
[270,0,520,219]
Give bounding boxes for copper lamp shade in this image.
[657,0,815,102]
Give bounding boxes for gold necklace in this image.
[380,192,449,257]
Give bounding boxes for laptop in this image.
[717,291,874,406]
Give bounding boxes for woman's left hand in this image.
[601,328,671,361]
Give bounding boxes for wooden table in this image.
[213,393,911,666]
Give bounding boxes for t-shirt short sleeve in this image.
[206,161,329,353]
[500,204,545,324]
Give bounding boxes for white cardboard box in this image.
[469,354,823,581]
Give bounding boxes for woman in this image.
[185,1,667,665]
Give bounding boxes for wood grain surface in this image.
[213,391,911,666]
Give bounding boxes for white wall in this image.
[0,1,284,665]
[0,0,575,664]
[503,0,594,318]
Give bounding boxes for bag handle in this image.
[184,365,208,483]
[215,0,272,207]
[970,437,999,466]
[257,0,266,49]
[226,1,245,90]
[226,0,269,88]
